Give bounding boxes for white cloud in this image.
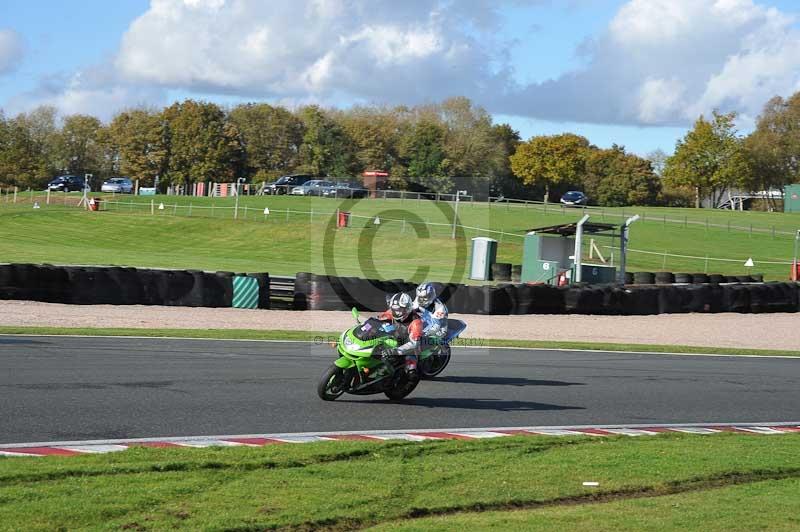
[500,0,800,126]
[114,0,514,102]
[4,64,167,122]
[0,29,24,75]
[6,0,800,129]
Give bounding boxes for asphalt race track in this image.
[1,335,799,444]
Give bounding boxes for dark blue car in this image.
[560,190,588,206]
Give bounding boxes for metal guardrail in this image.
[269,275,295,309]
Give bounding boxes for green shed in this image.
[785,184,800,213]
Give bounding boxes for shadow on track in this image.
[341,397,584,412]
[0,338,48,346]
[430,376,585,387]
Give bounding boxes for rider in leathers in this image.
[378,292,423,378]
[413,282,449,348]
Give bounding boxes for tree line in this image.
[509,93,800,208]
[0,97,518,197]
[2,93,800,207]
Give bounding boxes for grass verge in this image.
[1,326,799,357]
[1,433,799,530]
[2,194,799,280]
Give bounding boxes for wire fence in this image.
[2,189,797,277]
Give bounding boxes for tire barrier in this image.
[293,272,312,310]
[633,271,655,285]
[658,285,690,314]
[247,273,271,309]
[491,263,512,282]
[674,273,692,284]
[513,284,567,314]
[511,264,522,283]
[0,264,266,308]
[622,286,661,315]
[624,272,634,285]
[722,284,751,313]
[655,272,675,285]
[565,287,606,314]
[1,263,798,316]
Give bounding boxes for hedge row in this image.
[0,264,270,308]
[293,273,799,315]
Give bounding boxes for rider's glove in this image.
[382,348,398,363]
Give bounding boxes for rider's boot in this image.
[404,354,418,380]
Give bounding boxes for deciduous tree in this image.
[296,105,353,177]
[162,100,244,187]
[584,145,661,206]
[108,109,169,186]
[509,133,591,202]
[663,111,748,208]
[228,103,304,181]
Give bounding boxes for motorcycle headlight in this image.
[343,336,354,347]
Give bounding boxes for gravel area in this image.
[1,300,797,351]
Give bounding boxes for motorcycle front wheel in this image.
[317,365,348,401]
[384,372,419,401]
[420,345,451,379]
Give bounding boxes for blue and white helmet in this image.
[415,282,436,308]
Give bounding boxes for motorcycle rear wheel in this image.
[420,345,451,379]
[317,365,348,401]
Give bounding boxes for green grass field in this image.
[1,191,799,282]
[1,433,798,530]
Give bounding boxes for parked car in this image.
[321,181,369,199]
[291,179,335,196]
[263,174,314,195]
[101,177,134,194]
[46,175,87,193]
[560,190,588,206]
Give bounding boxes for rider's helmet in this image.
[388,292,413,321]
[415,282,436,308]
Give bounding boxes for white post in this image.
[150,199,154,215]
[13,187,17,203]
[574,214,590,282]
[46,188,51,205]
[451,190,467,239]
[617,214,640,284]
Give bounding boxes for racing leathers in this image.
[377,309,423,374]
[413,297,449,348]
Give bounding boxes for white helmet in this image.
[415,282,436,308]
[387,292,413,321]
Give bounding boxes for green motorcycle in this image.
[317,308,466,401]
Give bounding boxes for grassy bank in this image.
[1,193,799,281]
[1,433,799,530]
[1,326,798,357]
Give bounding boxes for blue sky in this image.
[2,0,800,157]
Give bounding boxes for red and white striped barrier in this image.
[2,423,799,457]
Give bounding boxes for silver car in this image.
[101,177,134,194]
[290,179,334,196]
